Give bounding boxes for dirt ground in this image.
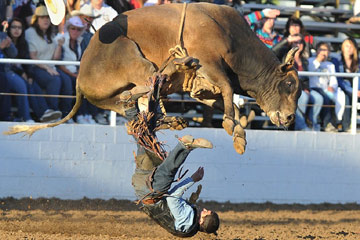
[1,198,360,240]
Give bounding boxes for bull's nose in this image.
[287,114,295,123]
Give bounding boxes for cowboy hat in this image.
[30,5,49,25]
[70,4,101,19]
[44,0,66,25]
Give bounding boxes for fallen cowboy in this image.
[124,75,220,237]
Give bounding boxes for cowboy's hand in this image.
[191,167,204,182]
[189,184,202,204]
[262,8,280,19]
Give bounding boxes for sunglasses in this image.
[69,27,83,32]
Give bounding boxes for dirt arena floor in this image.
[1,198,360,240]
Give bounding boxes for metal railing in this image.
[0,58,359,134]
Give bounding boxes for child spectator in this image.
[308,42,346,132]
[88,0,118,33]
[7,17,62,122]
[25,5,74,121]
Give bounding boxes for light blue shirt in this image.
[166,177,195,233]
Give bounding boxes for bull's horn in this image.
[284,46,299,66]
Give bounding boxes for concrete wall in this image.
[1,122,360,204]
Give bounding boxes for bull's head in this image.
[257,47,301,127]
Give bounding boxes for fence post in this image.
[351,76,359,135]
[110,111,117,127]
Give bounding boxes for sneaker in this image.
[85,114,97,124]
[324,123,338,132]
[40,109,62,123]
[95,113,108,125]
[76,115,88,124]
[25,119,35,123]
[178,135,213,149]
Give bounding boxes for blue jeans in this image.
[311,88,334,128]
[0,71,11,121]
[57,69,74,116]
[32,66,62,111]
[295,90,323,130]
[152,143,191,194]
[27,81,49,119]
[6,71,32,121]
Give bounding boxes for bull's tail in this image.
[3,84,83,137]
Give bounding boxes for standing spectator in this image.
[7,18,62,122]
[89,0,118,33]
[0,0,13,29]
[308,42,346,132]
[244,8,282,48]
[25,5,74,121]
[57,16,97,124]
[331,38,360,132]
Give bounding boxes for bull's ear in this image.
[279,47,299,72]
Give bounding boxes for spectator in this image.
[7,17,62,122]
[273,16,313,60]
[0,0,13,28]
[292,37,323,131]
[244,8,282,48]
[0,62,12,122]
[308,42,346,132]
[105,0,133,13]
[57,16,97,124]
[70,7,108,124]
[12,0,34,29]
[25,5,74,121]
[88,0,118,33]
[1,29,37,122]
[331,38,360,132]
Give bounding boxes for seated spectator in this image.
[7,17,62,122]
[292,37,323,131]
[273,16,313,60]
[25,5,74,121]
[57,16,97,124]
[105,0,133,13]
[308,42,346,132]
[0,67,11,122]
[244,8,282,48]
[71,6,108,124]
[88,0,118,33]
[331,38,360,132]
[1,28,36,122]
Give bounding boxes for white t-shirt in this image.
[308,57,338,90]
[25,27,57,68]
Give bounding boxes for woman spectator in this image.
[57,16,96,124]
[25,5,74,121]
[331,38,360,132]
[7,17,62,122]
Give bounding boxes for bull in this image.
[4,3,301,154]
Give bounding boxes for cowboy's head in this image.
[198,208,220,235]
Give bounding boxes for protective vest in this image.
[141,199,199,238]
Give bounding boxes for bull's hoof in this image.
[156,116,188,130]
[222,117,235,136]
[233,124,246,154]
[239,110,256,128]
[233,137,246,154]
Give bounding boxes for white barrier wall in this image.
[1,122,360,204]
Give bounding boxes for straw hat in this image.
[31,5,49,25]
[44,0,66,25]
[70,4,101,18]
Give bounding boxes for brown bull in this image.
[4,3,301,154]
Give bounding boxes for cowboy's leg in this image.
[151,142,191,193]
